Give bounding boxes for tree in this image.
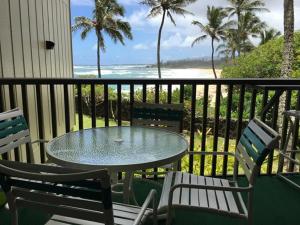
[217,29,239,60]
[192,6,233,78]
[278,0,294,135]
[281,0,294,78]
[226,0,268,56]
[239,12,266,54]
[259,28,281,45]
[141,0,196,78]
[72,0,132,78]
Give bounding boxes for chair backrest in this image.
[0,160,114,225]
[234,118,280,185]
[132,103,184,132]
[0,108,33,162]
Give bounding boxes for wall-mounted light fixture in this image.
[45,41,55,50]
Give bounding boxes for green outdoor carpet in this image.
[0,175,299,225]
[0,192,6,208]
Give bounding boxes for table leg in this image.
[123,171,139,205]
[110,172,118,184]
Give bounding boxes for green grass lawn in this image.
[73,114,129,130]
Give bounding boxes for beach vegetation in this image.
[148,58,226,69]
[72,0,132,78]
[191,6,233,78]
[259,28,281,45]
[221,32,300,78]
[141,0,196,78]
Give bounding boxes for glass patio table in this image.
[46,126,188,204]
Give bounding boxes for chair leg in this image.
[153,195,157,225]
[11,208,18,225]
[247,217,253,225]
[165,209,173,225]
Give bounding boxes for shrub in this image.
[221,32,300,78]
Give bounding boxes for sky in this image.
[71,0,300,65]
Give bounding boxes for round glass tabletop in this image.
[47,126,188,171]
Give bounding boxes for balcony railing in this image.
[0,78,299,178]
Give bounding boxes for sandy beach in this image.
[159,68,222,79]
[160,67,223,100]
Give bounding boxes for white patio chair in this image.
[0,108,48,163]
[158,118,280,225]
[0,160,157,225]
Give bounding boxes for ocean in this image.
[74,65,215,79]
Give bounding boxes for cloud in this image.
[161,33,183,49]
[126,9,148,27]
[125,6,205,38]
[161,33,208,49]
[118,0,139,5]
[71,0,93,6]
[133,33,208,50]
[133,43,149,50]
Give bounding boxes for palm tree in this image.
[278,0,294,145]
[141,0,196,78]
[281,0,294,78]
[239,12,266,54]
[72,0,132,78]
[226,0,268,56]
[259,28,281,45]
[217,29,239,60]
[191,6,233,78]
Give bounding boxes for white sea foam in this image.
[74,65,219,79]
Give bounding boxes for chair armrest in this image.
[133,189,157,225]
[187,151,235,157]
[170,183,253,193]
[278,151,300,165]
[31,140,49,145]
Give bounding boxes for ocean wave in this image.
[75,70,114,76]
[74,66,214,79]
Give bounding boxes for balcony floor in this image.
[0,175,299,225]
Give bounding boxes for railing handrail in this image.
[0,78,300,85]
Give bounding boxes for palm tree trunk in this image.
[278,0,294,155]
[281,0,294,78]
[96,31,101,78]
[211,38,217,79]
[97,41,101,78]
[157,10,166,79]
[237,10,241,57]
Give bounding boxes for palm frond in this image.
[191,35,207,47]
[116,20,133,40]
[147,6,162,18]
[72,16,94,32]
[167,11,176,26]
[80,26,93,40]
[105,27,125,45]
[140,0,158,7]
[191,20,206,30]
[169,7,193,16]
